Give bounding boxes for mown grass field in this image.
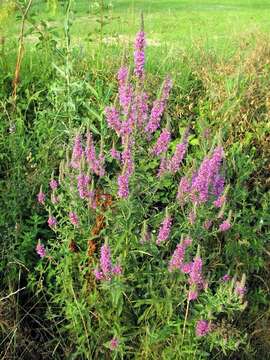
[0,1,270,359]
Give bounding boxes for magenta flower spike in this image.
[36,241,46,258]
[145,77,173,135]
[48,216,57,229]
[196,320,211,337]
[152,128,171,156]
[117,173,129,198]
[100,244,112,277]
[156,215,172,245]
[169,141,188,174]
[94,243,122,282]
[37,190,45,205]
[118,66,133,115]
[71,135,83,169]
[135,91,148,129]
[219,220,231,232]
[69,212,79,226]
[105,106,121,135]
[134,30,146,79]
[49,179,58,190]
[109,337,119,350]
[168,237,192,272]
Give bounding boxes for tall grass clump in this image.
[28,27,252,359]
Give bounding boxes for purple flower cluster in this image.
[77,173,90,199]
[135,92,148,129]
[71,135,83,169]
[169,142,187,173]
[37,190,45,205]
[48,216,57,229]
[109,337,119,350]
[145,77,173,134]
[157,157,168,178]
[156,215,172,245]
[118,67,133,115]
[134,31,145,79]
[105,106,121,134]
[94,244,122,281]
[190,146,224,204]
[168,237,192,272]
[222,274,231,282]
[110,147,121,161]
[196,320,211,337]
[152,129,171,156]
[117,173,129,198]
[177,177,190,205]
[69,212,79,226]
[85,132,105,177]
[36,241,46,258]
[50,179,58,190]
[219,219,231,232]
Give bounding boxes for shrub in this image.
[30,28,249,359]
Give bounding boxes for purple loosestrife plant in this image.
[109,337,119,350]
[69,212,79,226]
[190,146,224,204]
[77,173,90,199]
[71,135,83,169]
[94,244,122,281]
[168,237,192,272]
[151,128,171,156]
[105,106,121,135]
[34,28,249,358]
[118,66,133,115]
[117,173,129,198]
[36,241,46,258]
[169,137,188,174]
[135,91,148,129]
[156,215,172,245]
[50,179,58,190]
[37,190,45,205]
[85,132,105,177]
[219,220,231,232]
[134,30,146,79]
[196,320,211,337]
[145,77,173,135]
[188,256,205,301]
[48,216,57,229]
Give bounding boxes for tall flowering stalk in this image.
[145,77,173,135]
[168,237,192,272]
[188,256,205,301]
[94,244,122,281]
[196,320,211,337]
[71,135,83,169]
[188,146,224,204]
[37,188,45,205]
[85,132,105,177]
[118,67,133,115]
[151,128,171,156]
[36,240,46,258]
[77,173,90,199]
[169,134,189,174]
[156,213,172,245]
[134,30,146,79]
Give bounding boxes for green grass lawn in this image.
[45,1,270,48]
[2,0,270,56]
